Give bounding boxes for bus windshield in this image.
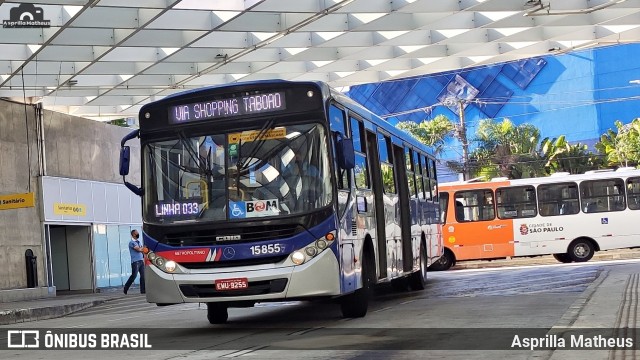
[143,122,332,224]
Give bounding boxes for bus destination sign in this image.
[169,91,286,124]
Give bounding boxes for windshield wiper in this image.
[236,118,275,171]
[177,131,219,177]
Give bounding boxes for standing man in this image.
[124,229,145,295]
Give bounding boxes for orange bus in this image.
[429,168,640,270]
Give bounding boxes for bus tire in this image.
[429,248,455,271]
[409,241,427,290]
[340,249,373,318]
[553,253,573,263]
[567,238,595,262]
[207,303,229,324]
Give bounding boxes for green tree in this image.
[108,118,129,127]
[595,119,640,167]
[469,118,544,179]
[540,135,603,174]
[396,114,455,156]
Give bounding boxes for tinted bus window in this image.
[440,192,449,223]
[378,134,395,194]
[580,178,625,213]
[454,189,495,222]
[413,150,420,174]
[628,177,640,210]
[350,117,363,153]
[329,105,346,135]
[354,153,369,189]
[496,186,537,219]
[378,133,389,163]
[329,104,349,190]
[427,157,437,202]
[538,182,579,216]
[351,118,368,189]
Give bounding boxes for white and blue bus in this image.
[119,80,442,323]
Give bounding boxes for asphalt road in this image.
[1,259,629,360]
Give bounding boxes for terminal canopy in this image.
[1,0,640,120]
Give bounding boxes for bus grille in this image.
[179,279,288,298]
[179,255,289,269]
[163,224,304,247]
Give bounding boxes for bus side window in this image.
[454,189,495,222]
[351,117,369,189]
[378,133,396,194]
[420,154,430,200]
[538,182,579,216]
[496,186,537,219]
[329,104,349,190]
[455,200,465,220]
[627,177,640,210]
[580,178,625,213]
[440,192,450,223]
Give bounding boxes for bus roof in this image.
[147,79,435,158]
[440,168,640,189]
[330,89,434,156]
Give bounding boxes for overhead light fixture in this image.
[548,47,560,52]
[67,80,78,86]
[215,54,228,60]
[523,0,547,16]
[525,0,627,16]
[524,0,543,8]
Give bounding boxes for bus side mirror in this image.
[337,137,355,170]
[119,146,131,176]
[120,129,143,197]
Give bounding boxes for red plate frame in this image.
[215,278,249,291]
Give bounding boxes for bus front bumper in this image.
[144,249,342,304]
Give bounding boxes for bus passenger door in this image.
[365,130,388,279]
[392,144,413,274]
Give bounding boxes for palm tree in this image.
[541,135,603,174]
[595,119,640,167]
[470,118,544,179]
[396,114,455,156]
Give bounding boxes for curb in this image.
[0,299,108,326]
[452,252,640,270]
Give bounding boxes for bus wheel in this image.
[409,242,427,290]
[340,252,373,318]
[429,249,454,271]
[567,238,595,262]
[553,253,573,263]
[207,303,229,324]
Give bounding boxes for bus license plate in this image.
[215,278,248,291]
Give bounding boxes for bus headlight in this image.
[305,247,317,257]
[164,260,177,273]
[291,251,305,265]
[290,230,337,266]
[147,251,182,273]
[316,239,327,250]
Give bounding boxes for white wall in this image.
[42,176,142,224]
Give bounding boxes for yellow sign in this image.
[228,127,286,144]
[0,192,35,210]
[54,203,86,216]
